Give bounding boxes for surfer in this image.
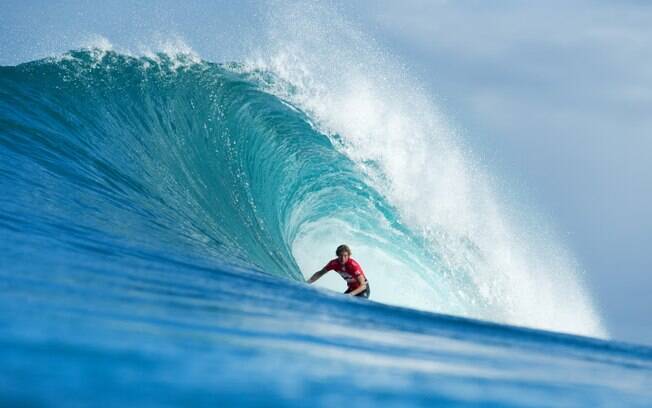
[307,244,370,298]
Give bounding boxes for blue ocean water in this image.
[1,50,651,407]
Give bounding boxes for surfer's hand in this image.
[307,269,326,284]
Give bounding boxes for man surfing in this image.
[307,244,370,298]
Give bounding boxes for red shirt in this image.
[324,258,367,290]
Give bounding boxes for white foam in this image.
[80,35,114,53]
[136,35,201,69]
[64,33,201,70]
[246,1,607,338]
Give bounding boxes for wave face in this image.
[1,50,325,279]
[0,48,607,338]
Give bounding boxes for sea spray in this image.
[241,2,607,337]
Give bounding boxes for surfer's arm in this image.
[307,268,328,283]
[347,275,368,296]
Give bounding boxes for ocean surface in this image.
[1,50,651,407]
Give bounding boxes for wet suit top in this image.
[323,258,368,291]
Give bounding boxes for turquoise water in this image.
[1,51,651,406]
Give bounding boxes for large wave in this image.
[0,40,606,337]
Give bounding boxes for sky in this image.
[1,0,650,345]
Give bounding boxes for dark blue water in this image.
[1,50,651,407]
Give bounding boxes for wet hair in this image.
[336,244,351,256]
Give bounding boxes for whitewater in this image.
[1,4,651,407]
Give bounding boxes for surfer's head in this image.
[336,244,351,263]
